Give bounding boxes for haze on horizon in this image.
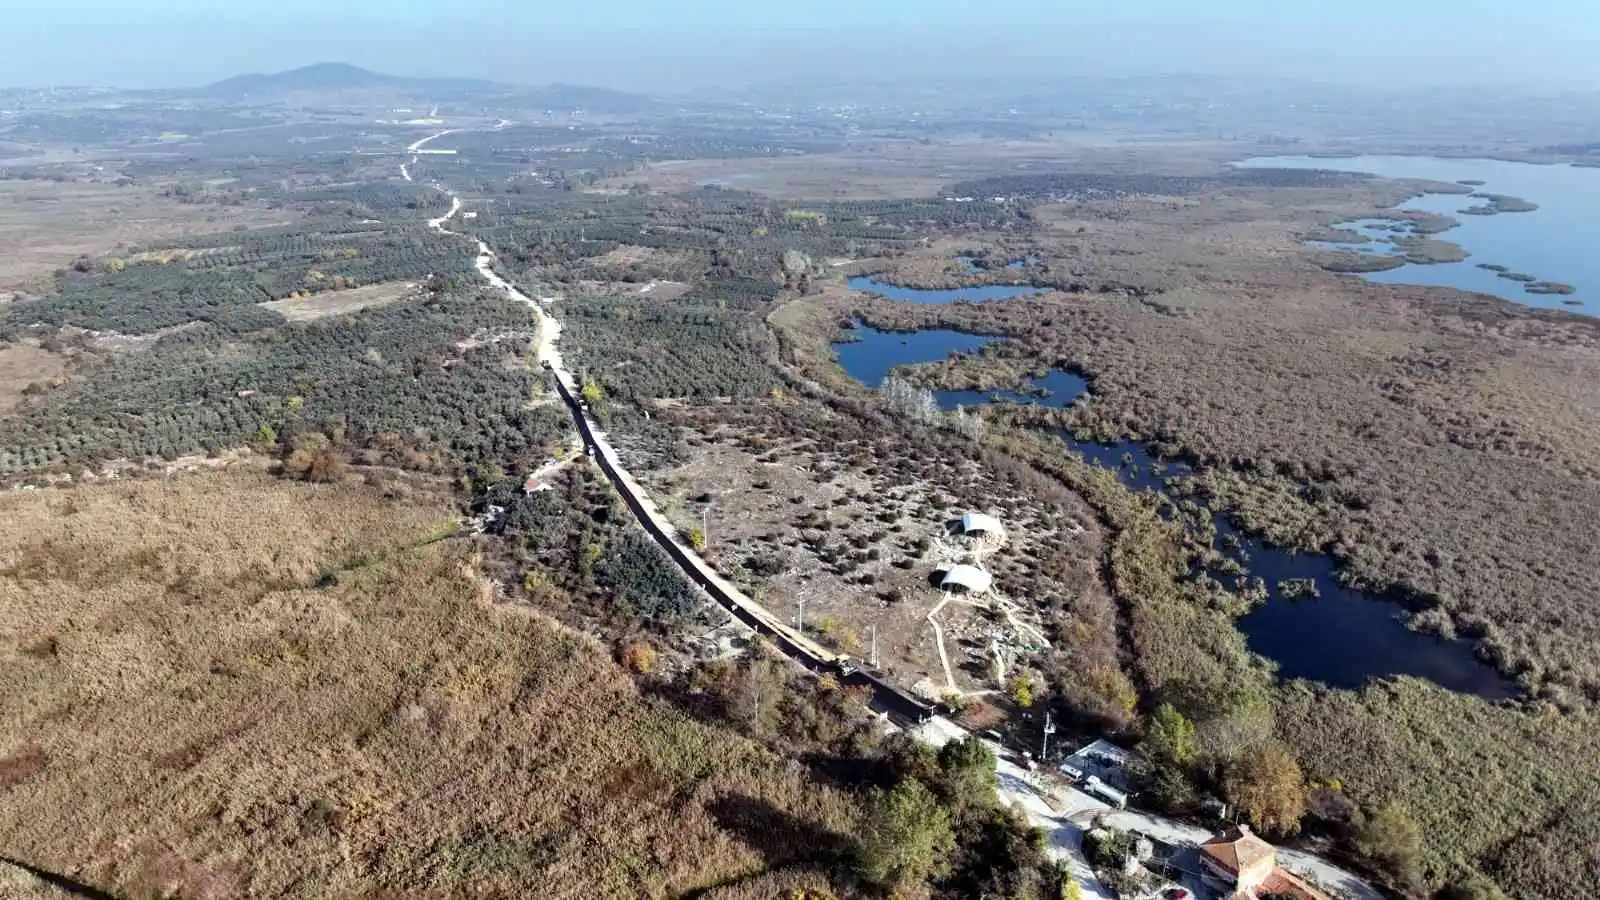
[8,0,1600,95]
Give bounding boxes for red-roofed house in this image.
[1200,826,1278,895]
[1198,826,1330,900]
[1257,868,1334,900]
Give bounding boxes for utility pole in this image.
[869,623,879,668]
[701,502,710,551]
[796,597,805,634]
[1041,709,1056,763]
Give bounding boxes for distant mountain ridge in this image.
[199,62,654,112]
[203,62,496,97]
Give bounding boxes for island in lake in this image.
[1461,192,1540,215]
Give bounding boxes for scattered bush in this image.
[856,778,956,892]
[1224,742,1308,837]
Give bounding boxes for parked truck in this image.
[1083,775,1129,809]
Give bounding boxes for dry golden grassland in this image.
[597,135,1243,201]
[0,181,293,291]
[0,468,862,898]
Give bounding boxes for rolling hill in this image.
[199,62,654,112]
[202,62,497,97]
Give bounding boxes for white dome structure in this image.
[940,564,993,595]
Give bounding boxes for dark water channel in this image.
[957,255,1040,273]
[831,320,1518,698]
[848,274,1048,304]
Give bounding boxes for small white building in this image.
[940,564,993,595]
[958,512,1005,540]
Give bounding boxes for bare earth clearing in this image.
[632,394,1111,707]
[0,342,69,412]
[259,279,419,321]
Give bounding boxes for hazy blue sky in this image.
[8,0,1600,92]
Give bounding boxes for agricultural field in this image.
[0,287,565,478]
[1,223,473,337]
[593,135,1249,201]
[0,341,69,413]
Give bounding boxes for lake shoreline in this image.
[1236,154,1596,316]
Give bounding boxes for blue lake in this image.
[832,322,1519,698]
[831,326,995,390]
[848,274,1049,304]
[1237,155,1597,316]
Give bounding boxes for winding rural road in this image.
[406,131,1381,900]
[401,129,458,182]
[416,139,837,665]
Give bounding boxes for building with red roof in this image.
[1197,825,1331,900]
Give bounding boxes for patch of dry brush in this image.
[0,468,862,898]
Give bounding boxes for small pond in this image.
[831,322,1519,698]
[848,274,1049,304]
[831,325,995,390]
[1237,155,1597,316]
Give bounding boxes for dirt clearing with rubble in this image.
[630,394,1113,703]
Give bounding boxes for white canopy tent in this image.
[958,512,1005,540]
